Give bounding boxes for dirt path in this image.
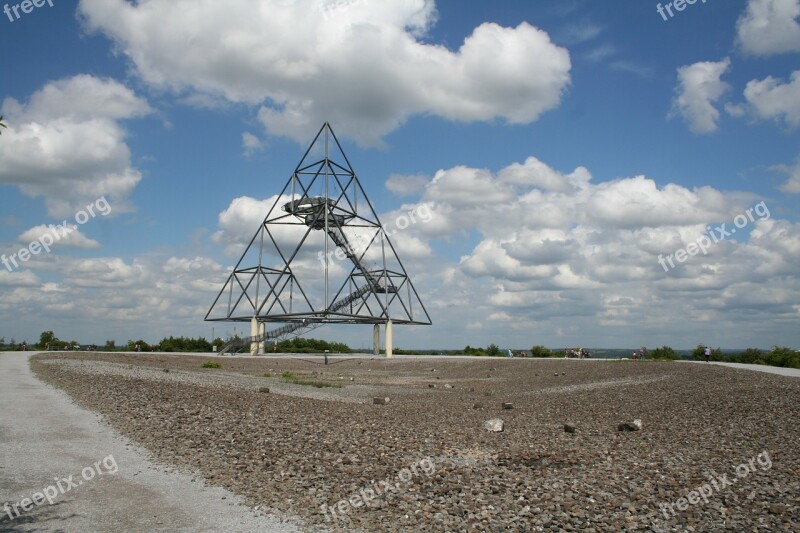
[0,352,304,533]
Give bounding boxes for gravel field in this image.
[29,352,800,532]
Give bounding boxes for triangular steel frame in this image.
[205,123,431,341]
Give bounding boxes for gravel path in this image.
[23,352,799,532]
[0,352,305,533]
[680,360,800,378]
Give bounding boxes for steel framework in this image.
[205,123,431,351]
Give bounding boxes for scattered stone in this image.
[428,384,437,388]
[258,387,270,393]
[484,418,504,432]
[554,373,559,376]
[618,419,643,432]
[564,423,576,433]
[163,368,170,373]
[373,397,390,405]
[30,352,796,533]
[502,402,514,410]
[444,384,453,389]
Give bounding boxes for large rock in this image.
[484,418,504,432]
[618,419,642,432]
[373,397,390,405]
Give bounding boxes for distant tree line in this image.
[275,337,350,353]
[1,332,796,369]
[689,344,799,369]
[462,344,502,357]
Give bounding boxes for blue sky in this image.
[1,0,798,350]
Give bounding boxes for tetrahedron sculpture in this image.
[206,123,431,354]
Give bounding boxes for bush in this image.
[201,361,222,369]
[275,338,350,353]
[161,336,213,352]
[649,346,680,360]
[737,348,764,365]
[530,345,553,358]
[463,345,487,356]
[691,344,722,361]
[727,346,798,368]
[765,346,800,369]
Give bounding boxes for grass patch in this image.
[201,361,222,369]
[281,370,343,389]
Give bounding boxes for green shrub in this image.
[691,344,722,361]
[728,346,798,368]
[201,361,222,369]
[530,345,553,358]
[766,346,800,369]
[649,346,680,360]
[275,338,351,353]
[737,348,764,365]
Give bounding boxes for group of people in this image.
[565,347,591,358]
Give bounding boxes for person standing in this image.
[704,346,711,363]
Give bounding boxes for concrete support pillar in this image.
[250,317,259,355]
[258,322,265,355]
[373,324,380,356]
[385,319,393,359]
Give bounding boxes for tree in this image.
[127,339,151,351]
[38,330,59,350]
[486,344,501,357]
[0,115,6,135]
[104,340,116,350]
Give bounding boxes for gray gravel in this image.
[24,351,800,532]
[0,352,306,532]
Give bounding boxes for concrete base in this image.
[373,324,380,356]
[250,317,259,355]
[385,320,393,359]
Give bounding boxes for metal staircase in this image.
[218,199,394,355]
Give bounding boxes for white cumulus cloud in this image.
[742,70,800,128]
[0,75,152,218]
[671,58,731,134]
[736,0,800,56]
[77,0,571,145]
